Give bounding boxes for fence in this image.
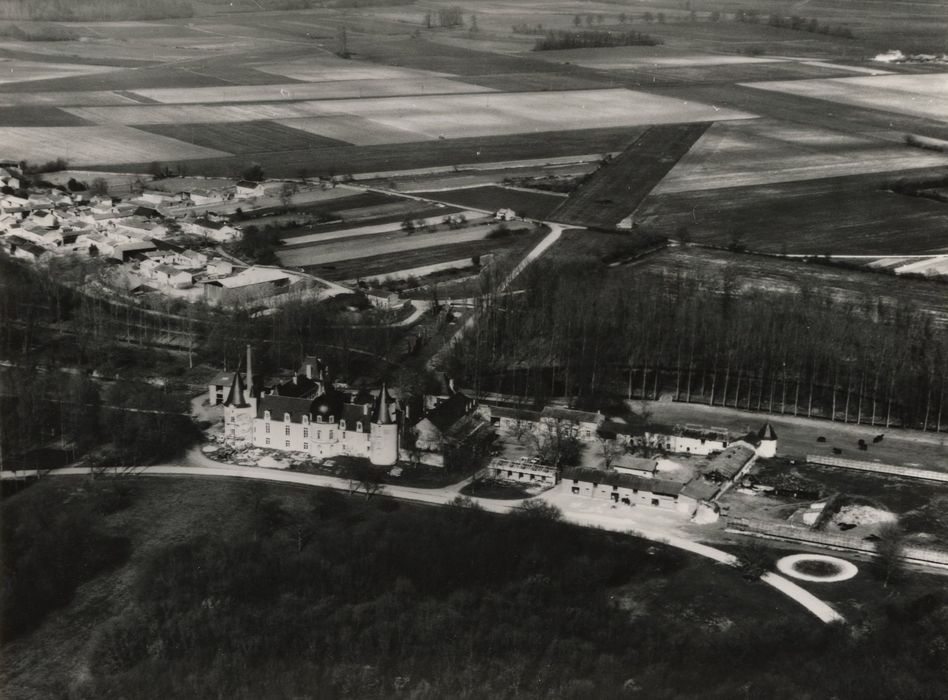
[806,455,948,483]
[726,516,948,568]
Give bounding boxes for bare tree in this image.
[873,522,906,588]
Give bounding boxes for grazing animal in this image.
[832,447,843,455]
[858,438,867,447]
[817,436,827,443]
[873,434,884,443]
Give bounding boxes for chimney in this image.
[363,403,369,416]
[305,361,312,380]
[245,344,253,396]
[448,378,455,394]
[292,375,298,385]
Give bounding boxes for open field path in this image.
[5,460,843,624]
[427,223,563,369]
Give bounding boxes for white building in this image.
[486,456,559,487]
[221,346,400,466]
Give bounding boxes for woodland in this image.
[445,255,948,431]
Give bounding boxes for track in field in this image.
[549,122,711,229]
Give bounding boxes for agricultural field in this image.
[635,247,948,328]
[653,119,948,194]
[638,171,948,256]
[138,121,347,154]
[127,77,491,104]
[745,72,948,124]
[0,105,90,126]
[0,58,114,85]
[313,229,547,282]
[276,219,529,268]
[0,125,227,165]
[551,122,710,228]
[412,185,565,220]
[278,204,465,243]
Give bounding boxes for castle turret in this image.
[369,382,398,466]
[757,422,777,459]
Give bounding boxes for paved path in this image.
[12,456,844,625]
[427,223,563,369]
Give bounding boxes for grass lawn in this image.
[460,478,530,500]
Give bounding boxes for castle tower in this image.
[369,382,398,466]
[757,422,777,459]
[223,363,254,442]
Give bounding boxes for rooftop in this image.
[210,267,290,289]
[563,467,683,497]
[541,406,601,424]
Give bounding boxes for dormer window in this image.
[339,420,346,430]
[356,421,363,432]
[302,415,309,425]
[284,413,291,422]
[329,415,334,424]
[264,411,271,421]
[316,415,323,423]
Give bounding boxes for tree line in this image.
[444,257,948,432]
[534,29,661,51]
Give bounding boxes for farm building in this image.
[488,405,543,435]
[203,267,293,306]
[633,423,731,456]
[412,391,480,452]
[540,406,603,441]
[486,456,559,487]
[2,235,51,263]
[563,467,695,514]
[612,454,659,478]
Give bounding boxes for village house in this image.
[235,180,267,198]
[184,217,239,242]
[2,234,52,263]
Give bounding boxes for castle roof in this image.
[223,368,248,408]
[420,392,471,432]
[371,382,395,425]
[758,423,777,441]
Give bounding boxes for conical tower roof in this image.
[371,383,395,425]
[223,364,248,408]
[758,422,777,441]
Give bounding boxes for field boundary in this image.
[806,455,948,483]
[727,516,948,569]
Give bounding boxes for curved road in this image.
[18,455,844,625]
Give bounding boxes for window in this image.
[356,422,363,432]
[329,415,334,423]
[284,413,290,422]
[573,479,579,484]
[264,411,270,420]
[317,431,321,440]
[265,423,270,434]
[303,443,308,450]
[303,428,308,438]
[302,415,309,424]
[285,425,290,436]
[651,499,660,507]
[316,416,323,423]
[265,438,270,446]
[340,420,346,430]
[329,430,334,440]
[230,415,235,422]
[285,440,290,448]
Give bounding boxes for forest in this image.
[444,255,948,432]
[4,479,948,699]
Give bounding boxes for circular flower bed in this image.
[776,554,858,583]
